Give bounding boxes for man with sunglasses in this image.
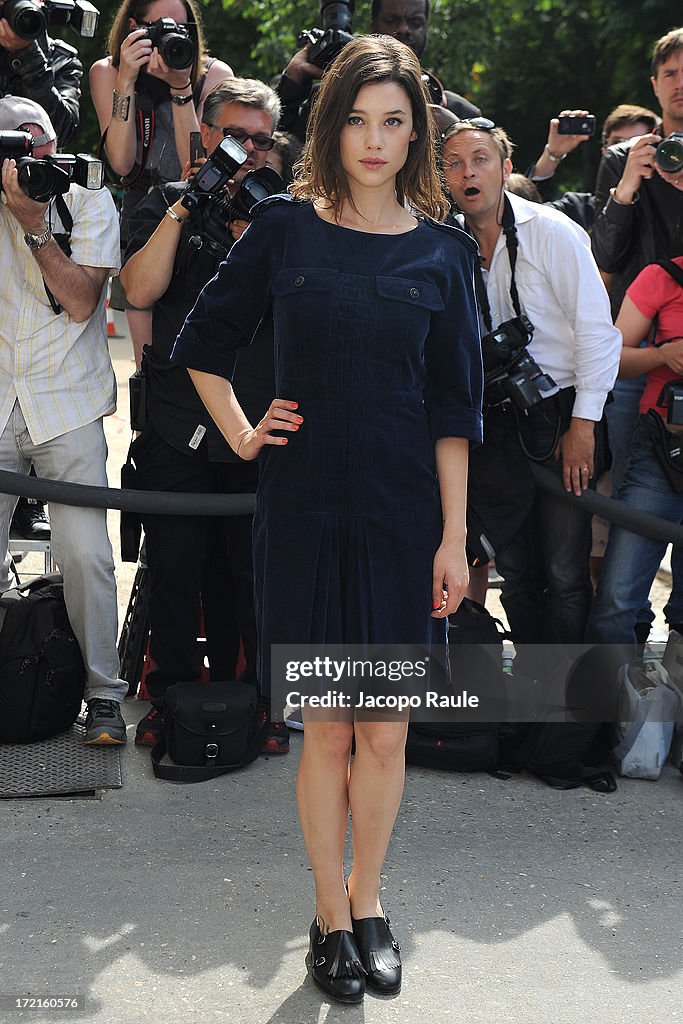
[442,118,620,668]
[118,78,289,754]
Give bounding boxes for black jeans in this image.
[130,428,260,706]
[494,395,596,661]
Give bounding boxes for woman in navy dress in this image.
[173,35,482,1004]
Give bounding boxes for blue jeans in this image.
[586,418,683,643]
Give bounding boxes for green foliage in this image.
[49,0,681,189]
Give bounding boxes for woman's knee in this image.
[354,720,408,764]
[302,719,355,761]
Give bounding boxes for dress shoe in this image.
[352,915,402,995]
[305,918,366,1004]
[10,497,51,540]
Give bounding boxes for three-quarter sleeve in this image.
[424,239,483,446]
[171,207,285,380]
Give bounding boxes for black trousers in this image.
[130,428,260,706]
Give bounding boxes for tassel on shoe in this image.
[306,919,366,1004]
[352,915,402,995]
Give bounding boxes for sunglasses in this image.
[442,117,496,139]
[205,125,275,151]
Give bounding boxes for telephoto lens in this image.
[655,132,683,175]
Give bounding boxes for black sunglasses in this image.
[442,117,496,140]
[205,125,275,151]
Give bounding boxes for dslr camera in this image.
[481,314,560,411]
[297,0,355,70]
[2,0,99,40]
[654,132,683,176]
[0,130,103,201]
[139,17,195,70]
[181,135,282,258]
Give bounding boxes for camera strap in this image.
[472,194,522,334]
[42,194,73,316]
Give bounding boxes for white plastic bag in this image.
[612,661,682,780]
[661,630,683,768]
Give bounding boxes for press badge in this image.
[188,425,206,450]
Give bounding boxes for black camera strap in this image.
[42,194,73,316]
[472,194,522,333]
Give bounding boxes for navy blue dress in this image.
[173,200,483,689]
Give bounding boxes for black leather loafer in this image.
[305,918,366,1004]
[352,915,402,995]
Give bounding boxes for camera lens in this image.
[655,135,683,175]
[6,0,46,40]
[160,33,194,69]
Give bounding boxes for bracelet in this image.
[170,92,194,107]
[165,206,186,223]
[609,186,639,206]
[235,431,250,457]
[170,80,192,91]
[112,90,131,122]
[544,144,566,164]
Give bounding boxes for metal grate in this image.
[0,720,123,798]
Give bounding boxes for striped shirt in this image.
[0,184,121,444]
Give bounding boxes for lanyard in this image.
[471,194,522,334]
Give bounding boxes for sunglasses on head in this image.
[442,117,496,139]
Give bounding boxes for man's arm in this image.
[120,193,188,308]
[591,137,658,274]
[0,29,82,145]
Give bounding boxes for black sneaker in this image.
[135,706,166,747]
[10,497,51,540]
[261,720,290,756]
[84,699,127,745]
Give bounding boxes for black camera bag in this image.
[0,573,85,743]
[643,409,683,492]
[151,680,264,782]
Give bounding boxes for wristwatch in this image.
[24,227,53,251]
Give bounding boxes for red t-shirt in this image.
[629,257,683,418]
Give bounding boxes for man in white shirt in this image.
[442,118,621,654]
[0,95,127,743]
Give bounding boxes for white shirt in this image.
[481,191,621,421]
[0,184,121,444]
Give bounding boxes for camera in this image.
[557,114,596,136]
[481,314,560,411]
[141,17,195,70]
[181,136,283,258]
[654,132,683,175]
[0,130,104,201]
[657,382,683,426]
[2,0,99,40]
[297,0,355,71]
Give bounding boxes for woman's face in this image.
[129,0,188,28]
[338,81,417,194]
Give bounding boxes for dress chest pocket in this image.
[272,268,339,383]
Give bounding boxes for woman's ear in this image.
[410,130,417,142]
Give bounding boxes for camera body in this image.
[658,382,683,426]
[2,0,99,40]
[557,114,596,136]
[0,130,104,201]
[654,132,683,176]
[180,136,282,258]
[142,17,194,70]
[481,314,560,412]
[297,0,355,71]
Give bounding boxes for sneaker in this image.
[261,720,290,756]
[135,706,165,747]
[84,699,127,745]
[10,497,51,540]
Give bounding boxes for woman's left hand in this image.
[431,542,469,618]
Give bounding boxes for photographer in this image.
[277,0,479,141]
[0,4,81,146]
[442,119,620,659]
[0,96,127,745]
[119,78,286,753]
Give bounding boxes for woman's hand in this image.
[235,400,303,461]
[659,338,683,372]
[431,541,469,618]
[147,47,195,90]
[117,28,152,89]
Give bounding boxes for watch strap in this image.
[24,227,53,251]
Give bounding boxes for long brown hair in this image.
[291,35,448,221]
[107,0,208,91]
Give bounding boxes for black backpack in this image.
[0,573,86,743]
[406,599,513,773]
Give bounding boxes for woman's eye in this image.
[386,118,402,127]
[347,116,364,125]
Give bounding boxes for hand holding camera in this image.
[1,155,50,234]
[119,18,195,92]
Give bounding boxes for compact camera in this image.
[297,0,355,70]
[2,0,99,40]
[140,17,195,70]
[557,114,596,136]
[654,132,683,175]
[181,136,282,258]
[481,314,560,412]
[0,130,103,201]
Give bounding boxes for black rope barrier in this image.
[0,465,681,545]
[531,464,683,546]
